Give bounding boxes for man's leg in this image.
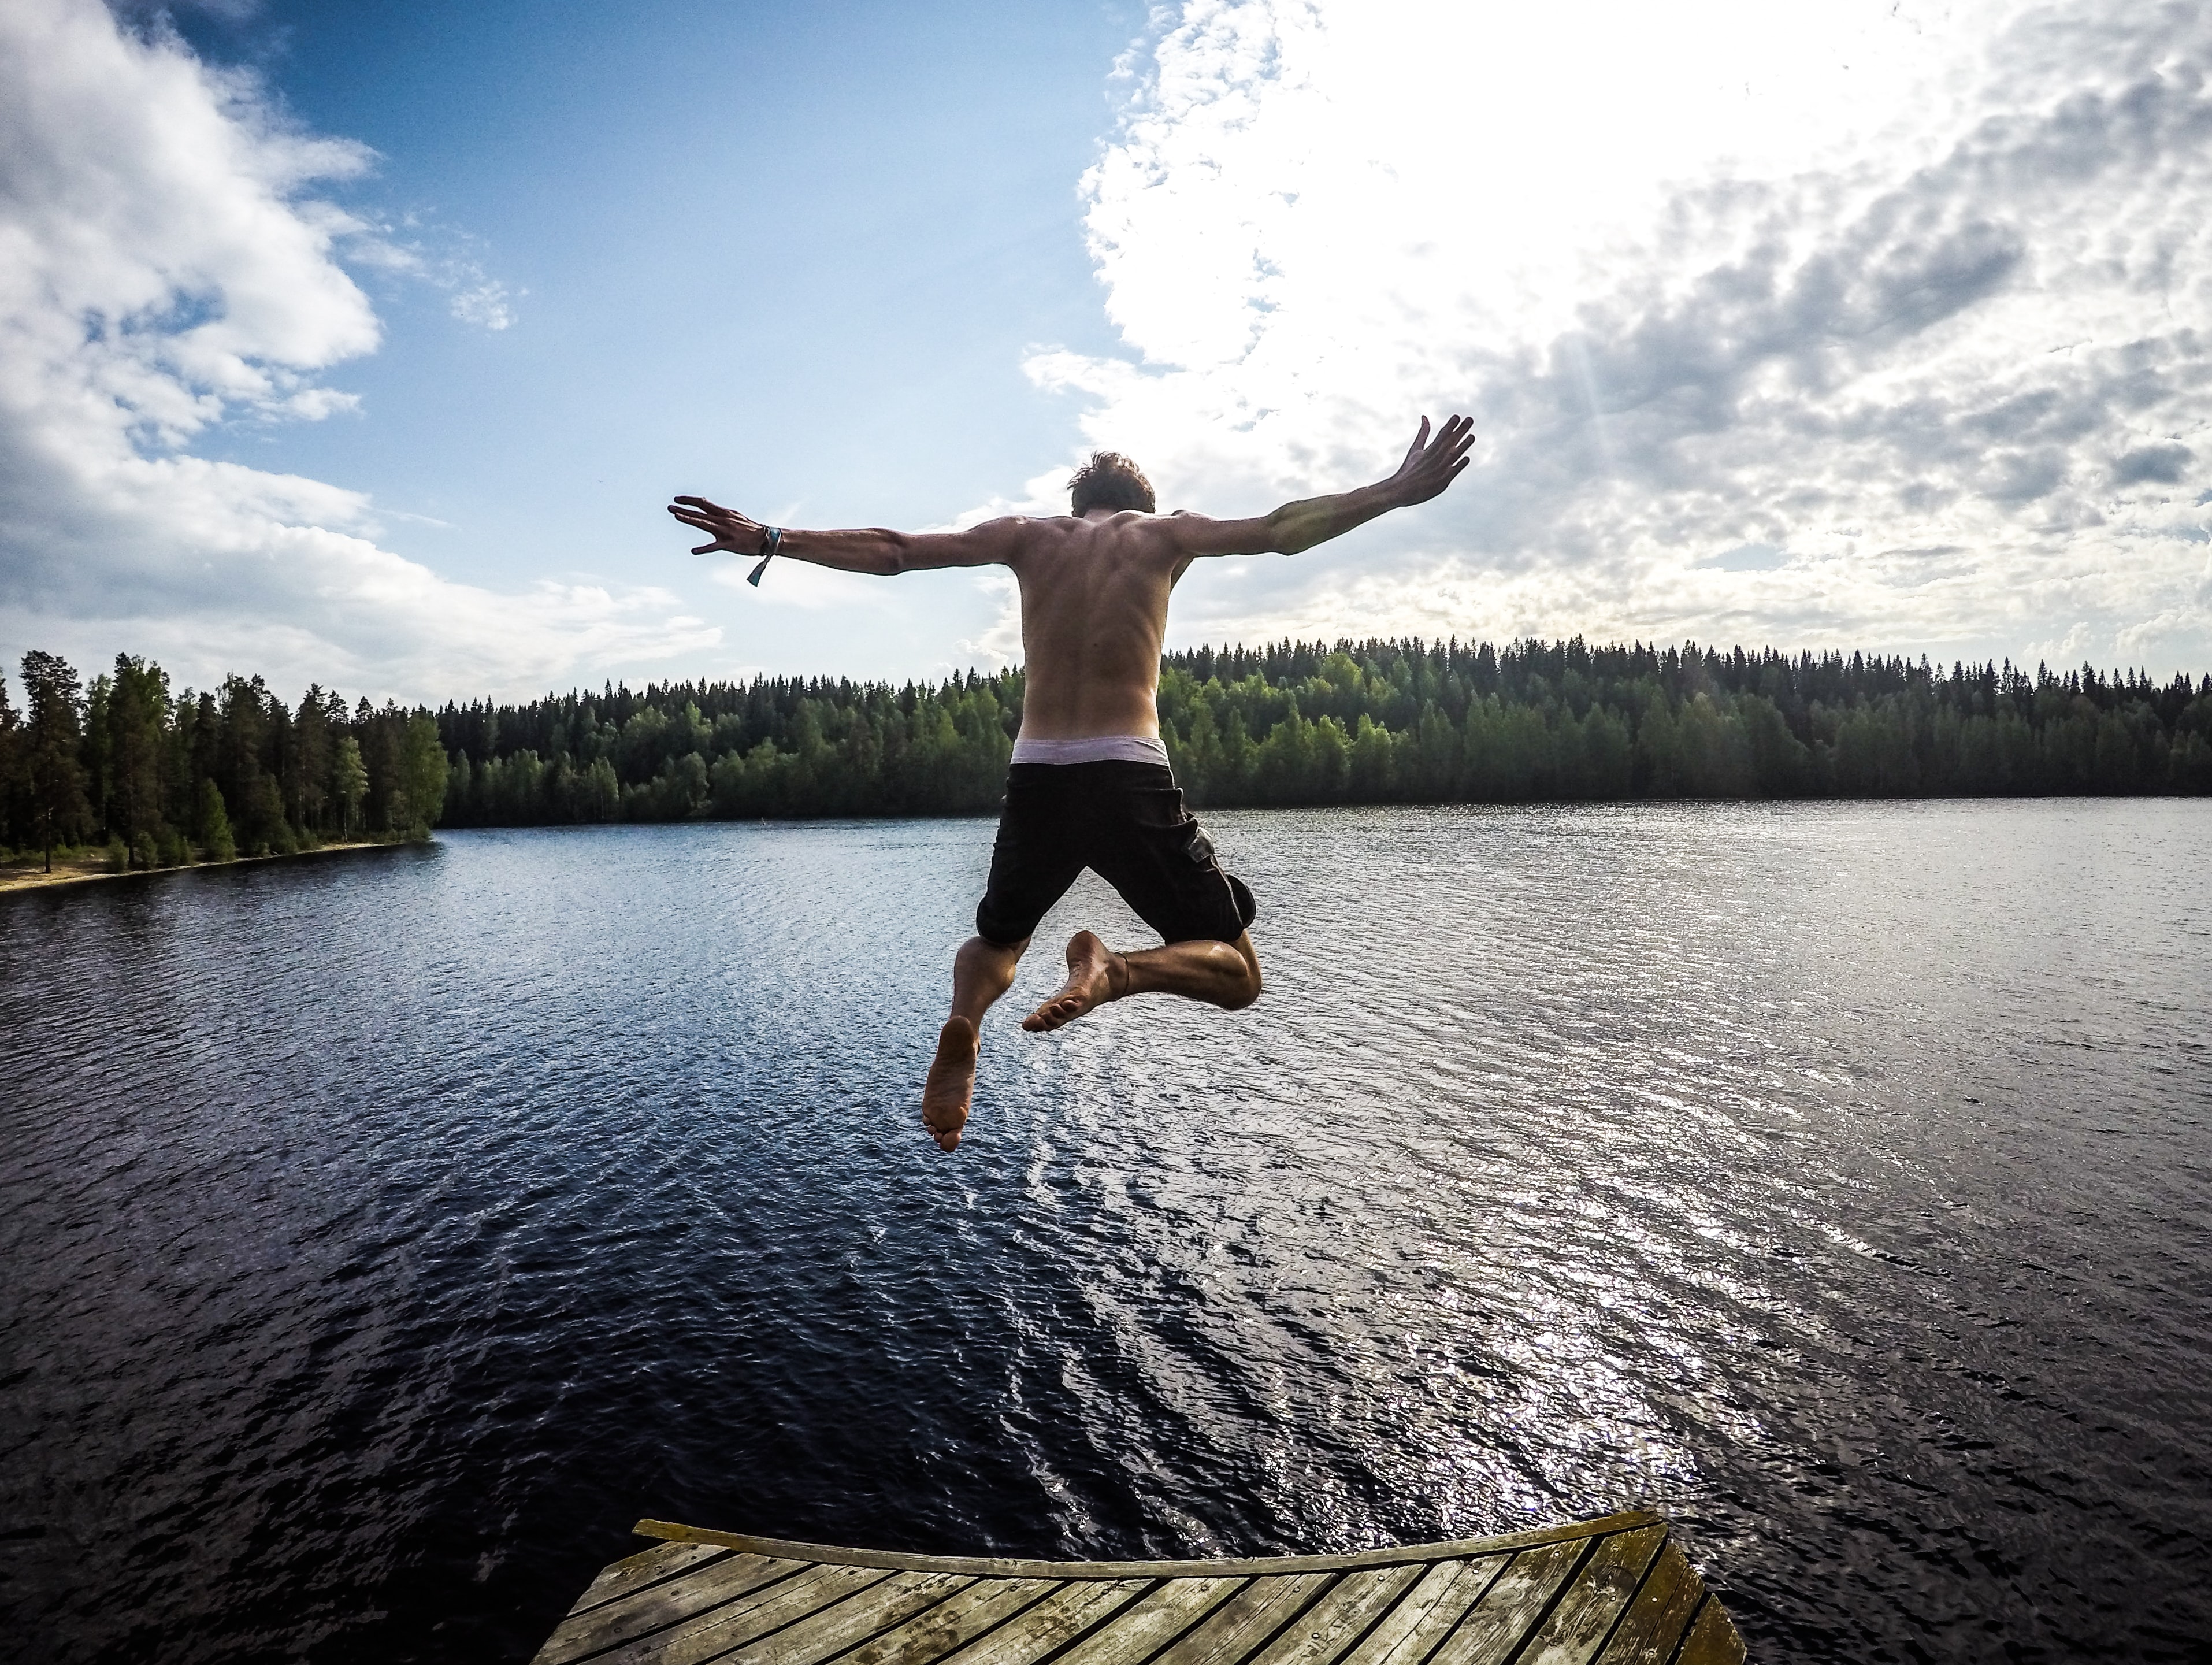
[923,933,1028,1151]
[1023,929,1261,1032]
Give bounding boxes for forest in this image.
[6,638,2208,871]
[432,637,2212,825]
[2,650,448,872]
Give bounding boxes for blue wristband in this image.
[747,526,784,587]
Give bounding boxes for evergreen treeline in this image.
[1,651,448,873]
[9,639,2206,873]
[435,639,2212,825]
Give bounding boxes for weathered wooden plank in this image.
[933,1580,1150,1665]
[1248,1563,1426,1665]
[1671,1597,1746,1665]
[537,1513,1746,1665]
[827,1577,1059,1665]
[1515,1527,1667,1665]
[533,1554,803,1665]
[593,1562,892,1665]
[1338,1559,1505,1665]
[1427,1539,1589,1665]
[566,1541,731,1619]
[1051,1577,1246,1665]
[719,1570,975,1665]
[1151,1573,1334,1665]
[630,1514,1662,1581]
[1591,1542,1703,1665]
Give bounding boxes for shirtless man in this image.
[670,413,1475,1151]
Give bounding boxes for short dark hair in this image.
[1069,451,1155,516]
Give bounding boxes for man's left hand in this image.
[1386,415,1477,506]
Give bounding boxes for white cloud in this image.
[956,568,1025,668]
[0,0,702,702]
[1038,0,2212,673]
[340,216,524,332]
[448,279,515,331]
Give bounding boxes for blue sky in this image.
[116,0,1141,685]
[159,0,1133,584]
[3,0,2209,705]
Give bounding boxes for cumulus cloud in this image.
[1039,0,2212,673]
[0,0,707,700]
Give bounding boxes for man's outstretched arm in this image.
[669,497,1026,574]
[1167,414,1476,559]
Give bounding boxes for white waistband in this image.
[1010,733,1171,766]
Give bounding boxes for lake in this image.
[2,802,2207,1662]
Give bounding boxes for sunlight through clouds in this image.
[6,0,2208,698]
[1044,0,2212,673]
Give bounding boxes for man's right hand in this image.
[1384,414,1477,506]
[669,495,771,557]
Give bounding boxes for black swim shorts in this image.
[974,761,1257,947]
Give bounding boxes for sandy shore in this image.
[0,840,399,894]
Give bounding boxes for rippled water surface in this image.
[3,803,2209,1662]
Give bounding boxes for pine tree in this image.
[0,676,21,852]
[21,651,91,872]
[107,655,172,865]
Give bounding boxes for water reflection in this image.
[1,803,2207,1663]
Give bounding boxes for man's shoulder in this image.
[986,511,1086,537]
[1004,510,1179,549]
[1072,509,1193,542]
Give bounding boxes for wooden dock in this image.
[530,1510,1745,1665]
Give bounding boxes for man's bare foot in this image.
[922,1017,977,1151]
[1022,930,1127,1032]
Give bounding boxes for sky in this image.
[2,0,2209,709]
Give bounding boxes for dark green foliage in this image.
[196,779,236,862]
[1,650,447,868]
[436,677,1020,824]
[21,651,93,870]
[0,677,24,856]
[332,735,369,837]
[8,639,2204,864]
[432,639,2212,825]
[103,655,170,852]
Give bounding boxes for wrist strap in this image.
[747,526,784,587]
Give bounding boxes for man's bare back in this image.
[1001,512,1182,741]
[670,414,1475,1150]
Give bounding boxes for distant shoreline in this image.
[0,839,404,895]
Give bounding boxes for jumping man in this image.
[670,413,1476,1151]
